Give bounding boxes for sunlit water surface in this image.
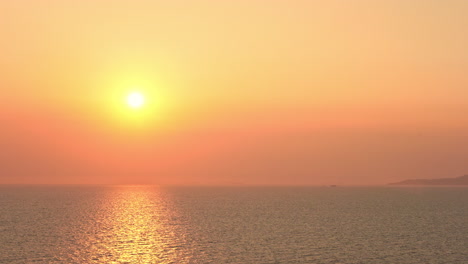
[0,186,466,263]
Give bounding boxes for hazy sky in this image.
[1,0,467,185]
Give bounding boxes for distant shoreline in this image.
[389,175,468,186]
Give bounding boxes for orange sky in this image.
[1,0,468,185]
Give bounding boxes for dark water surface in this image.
[0,186,466,263]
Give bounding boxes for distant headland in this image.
[389,175,468,186]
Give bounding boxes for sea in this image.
[0,186,466,263]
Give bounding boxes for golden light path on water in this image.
[72,186,190,263]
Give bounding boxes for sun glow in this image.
[105,78,172,130]
[127,92,145,108]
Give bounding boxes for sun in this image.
[127,92,145,108]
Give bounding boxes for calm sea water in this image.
[0,186,466,264]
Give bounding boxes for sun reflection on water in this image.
[78,186,188,263]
